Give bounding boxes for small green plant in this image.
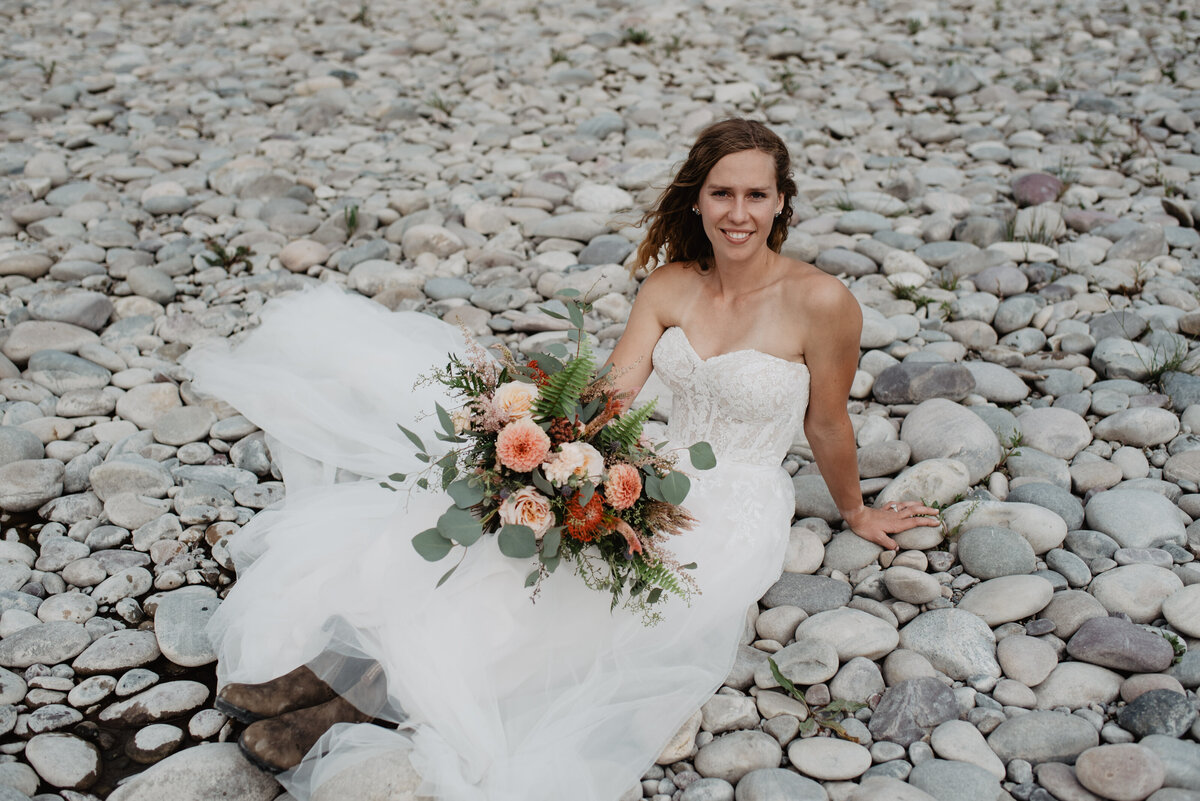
[203,240,251,270]
[663,34,684,56]
[550,47,568,64]
[831,192,855,212]
[937,497,981,539]
[344,204,360,236]
[622,28,653,45]
[351,1,369,25]
[426,93,453,114]
[996,430,1024,476]
[1145,337,1192,385]
[936,300,954,321]
[1157,630,1186,665]
[768,659,867,741]
[890,281,934,310]
[35,59,56,83]
[935,270,960,291]
[906,18,922,34]
[777,65,800,95]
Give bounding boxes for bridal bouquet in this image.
[385,291,713,621]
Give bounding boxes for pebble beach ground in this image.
[1,0,1199,799]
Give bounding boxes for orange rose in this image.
[499,486,554,538]
[604,463,642,510]
[495,418,551,472]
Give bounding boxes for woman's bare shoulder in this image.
[780,258,855,308]
[634,262,699,317]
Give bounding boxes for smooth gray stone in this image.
[1108,224,1166,262]
[0,621,90,669]
[1117,690,1198,738]
[576,112,625,139]
[958,526,1036,578]
[1141,735,1200,791]
[987,711,1098,764]
[27,288,113,331]
[760,573,851,613]
[423,277,474,301]
[0,427,44,467]
[1089,311,1148,342]
[1066,616,1176,673]
[1007,482,1084,530]
[1167,650,1200,689]
[908,758,1001,801]
[868,678,959,746]
[874,363,975,404]
[153,587,219,668]
[682,778,735,801]
[25,350,111,394]
[0,459,65,513]
[1044,548,1092,587]
[733,768,825,801]
[103,742,279,801]
[1085,490,1187,548]
[815,248,877,277]
[1161,371,1200,412]
[578,234,635,266]
[898,608,1000,680]
[1065,532,1118,563]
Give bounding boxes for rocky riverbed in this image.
[1,0,1200,799]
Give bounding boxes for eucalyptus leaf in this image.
[531,469,555,496]
[387,473,407,482]
[688,441,717,470]
[498,525,538,558]
[413,528,453,561]
[435,403,455,436]
[647,587,662,605]
[578,481,594,507]
[643,471,664,502]
[524,570,540,588]
[542,554,560,573]
[542,527,561,559]
[447,479,485,509]
[436,564,459,587]
[567,301,585,330]
[437,506,483,546]
[660,471,691,505]
[417,477,429,489]
[547,343,568,358]
[558,288,581,298]
[539,307,568,320]
[379,482,396,491]
[396,424,426,453]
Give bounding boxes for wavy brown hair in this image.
[632,118,797,275]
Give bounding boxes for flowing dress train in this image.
[182,283,809,800]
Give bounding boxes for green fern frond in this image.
[633,556,687,599]
[600,399,657,450]
[532,336,594,419]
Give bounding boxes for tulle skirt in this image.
[182,283,792,801]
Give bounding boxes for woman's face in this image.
[695,149,783,263]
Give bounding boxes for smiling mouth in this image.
[722,230,752,242]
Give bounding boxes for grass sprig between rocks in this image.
[768,658,868,742]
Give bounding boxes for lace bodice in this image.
[652,326,810,468]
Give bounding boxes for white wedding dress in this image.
[182,283,809,801]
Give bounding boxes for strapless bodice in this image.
[652,326,810,468]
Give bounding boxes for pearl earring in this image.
[692,208,700,215]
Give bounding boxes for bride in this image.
[183,118,938,799]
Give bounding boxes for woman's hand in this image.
[842,501,942,551]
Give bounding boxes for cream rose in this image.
[450,407,472,434]
[542,441,605,487]
[498,486,554,538]
[492,381,538,421]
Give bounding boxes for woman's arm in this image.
[801,278,938,550]
[603,267,675,406]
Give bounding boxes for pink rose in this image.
[492,381,538,421]
[499,486,554,538]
